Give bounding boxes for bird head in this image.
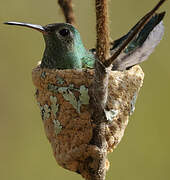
[4,21,87,69]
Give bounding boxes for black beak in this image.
[4,21,47,34]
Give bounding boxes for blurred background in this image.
[0,0,169,179]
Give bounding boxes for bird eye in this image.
[59,28,70,36]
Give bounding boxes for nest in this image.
[32,65,144,172]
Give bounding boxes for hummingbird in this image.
[4,12,165,71]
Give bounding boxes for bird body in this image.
[4,12,165,71]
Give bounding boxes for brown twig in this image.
[58,0,76,26]
[93,0,110,116]
[104,0,167,68]
[84,0,111,179]
[96,0,110,62]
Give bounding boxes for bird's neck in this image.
[40,38,87,69]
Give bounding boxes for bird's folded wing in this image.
[111,12,165,71]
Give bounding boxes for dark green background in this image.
[0,0,170,179]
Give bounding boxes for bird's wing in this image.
[111,12,165,70]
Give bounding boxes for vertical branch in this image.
[85,0,110,180]
[58,0,76,26]
[92,0,111,113]
[96,0,110,62]
[92,0,110,119]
